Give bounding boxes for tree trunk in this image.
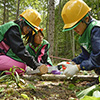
[72,30,75,58]
[55,0,61,57]
[46,0,49,38]
[16,0,20,20]
[3,0,6,24]
[97,0,100,20]
[48,0,55,60]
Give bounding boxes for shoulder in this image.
[91,27,100,41]
[42,39,50,45]
[42,39,50,49]
[43,39,49,44]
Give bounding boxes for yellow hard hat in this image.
[61,0,91,31]
[20,9,41,29]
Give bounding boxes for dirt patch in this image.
[0,73,98,100]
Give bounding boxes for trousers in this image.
[0,55,26,75]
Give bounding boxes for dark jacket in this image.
[0,21,41,70]
[72,19,100,71]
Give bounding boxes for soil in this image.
[0,72,97,100]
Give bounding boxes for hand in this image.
[26,64,48,75]
[63,64,79,77]
[57,61,75,70]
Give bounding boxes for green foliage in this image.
[0,0,100,61]
[81,96,100,100]
[0,66,25,88]
[0,87,4,92]
[28,83,36,91]
[68,83,75,90]
[76,85,100,99]
[58,83,62,86]
[21,93,29,100]
[99,75,100,82]
[77,76,100,99]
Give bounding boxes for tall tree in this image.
[16,0,20,20]
[54,0,61,57]
[48,0,55,57]
[3,0,6,24]
[72,30,75,58]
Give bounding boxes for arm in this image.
[72,46,90,64]
[80,26,100,71]
[57,27,100,76]
[5,26,41,70]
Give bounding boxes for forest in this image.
[0,0,100,100]
[1,0,100,63]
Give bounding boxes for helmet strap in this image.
[81,19,89,25]
[81,12,91,25]
[19,19,27,34]
[81,16,92,25]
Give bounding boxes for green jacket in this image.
[0,21,23,62]
[0,21,42,69]
[78,20,100,53]
[26,39,53,66]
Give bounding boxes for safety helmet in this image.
[20,9,41,30]
[61,0,91,32]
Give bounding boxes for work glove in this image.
[57,61,79,77]
[26,64,48,75]
[57,61,75,70]
[63,64,79,77]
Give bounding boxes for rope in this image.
[49,55,71,61]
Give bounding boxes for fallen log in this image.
[22,74,98,82]
[41,74,98,81]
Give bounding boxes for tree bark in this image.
[55,0,61,58]
[3,0,6,24]
[48,0,55,59]
[16,0,20,20]
[72,30,75,58]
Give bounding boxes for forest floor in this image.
[0,70,98,100]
